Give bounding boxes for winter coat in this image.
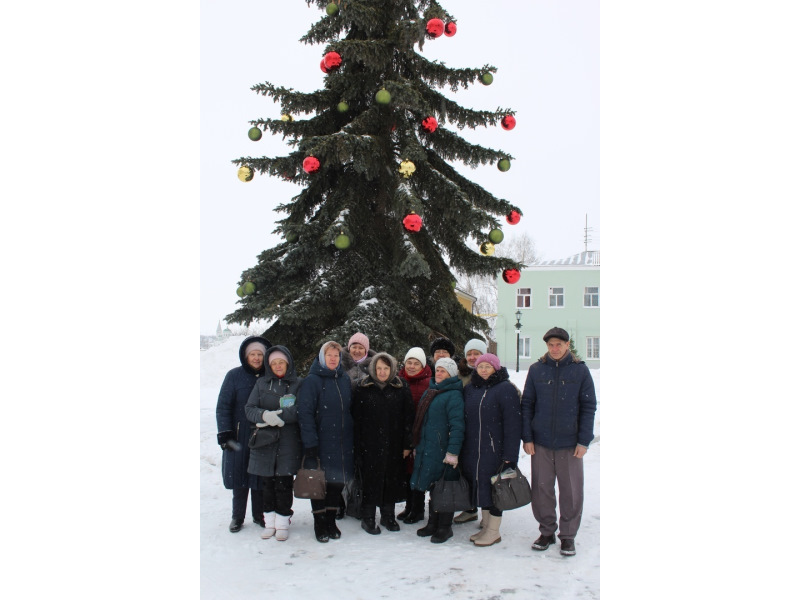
[398,363,432,475]
[520,352,597,450]
[351,353,414,507]
[341,348,377,384]
[461,367,522,507]
[296,356,354,484]
[409,375,465,493]
[215,336,269,490]
[244,345,303,478]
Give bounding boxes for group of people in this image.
[215,326,596,556]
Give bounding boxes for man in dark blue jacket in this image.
[521,327,596,557]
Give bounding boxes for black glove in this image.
[502,460,517,471]
[217,430,235,450]
[304,446,319,459]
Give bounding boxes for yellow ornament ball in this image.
[237,166,254,182]
[480,241,496,256]
[280,114,294,122]
[398,159,416,178]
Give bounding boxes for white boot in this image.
[275,514,291,541]
[261,512,276,539]
[473,515,502,547]
[469,511,490,542]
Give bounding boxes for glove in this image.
[502,460,517,471]
[217,430,234,450]
[304,446,319,459]
[443,452,459,467]
[262,409,284,427]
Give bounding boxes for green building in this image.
[495,251,600,372]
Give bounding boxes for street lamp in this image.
[515,309,522,373]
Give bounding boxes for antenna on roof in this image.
[584,214,594,253]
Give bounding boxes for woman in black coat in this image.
[244,345,303,541]
[215,336,270,533]
[351,352,414,535]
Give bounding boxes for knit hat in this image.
[348,332,370,354]
[318,340,343,365]
[244,341,267,358]
[464,338,487,355]
[268,350,289,365]
[543,327,570,342]
[430,337,456,357]
[435,357,458,378]
[474,353,501,371]
[404,347,427,366]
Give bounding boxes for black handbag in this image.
[430,466,472,513]
[344,469,364,518]
[294,457,327,500]
[248,425,280,449]
[491,465,532,511]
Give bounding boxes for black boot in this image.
[380,508,400,532]
[327,509,341,539]
[431,511,454,544]
[361,516,381,535]
[403,490,425,524]
[416,504,438,537]
[313,512,329,543]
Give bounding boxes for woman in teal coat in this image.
[409,357,465,544]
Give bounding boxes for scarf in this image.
[412,387,441,447]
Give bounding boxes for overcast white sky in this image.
[200,0,600,335]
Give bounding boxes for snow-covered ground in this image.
[200,336,600,599]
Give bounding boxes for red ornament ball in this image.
[320,59,330,74]
[506,210,521,225]
[323,51,342,70]
[303,156,320,174]
[403,212,423,232]
[421,116,438,133]
[501,115,516,130]
[426,18,444,38]
[502,268,521,284]
[444,22,457,37]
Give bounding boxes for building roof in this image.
[536,251,600,267]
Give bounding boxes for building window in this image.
[586,337,600,359]
[516,287,531,308]
[584,286,599,307]
[548,287,564,308]
[518,336,531,358]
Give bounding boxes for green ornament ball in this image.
[285,231,299,243]
[243,281,256,295]
[450,280,457,289]
[488,228,504,244]
[375,89,391,105]
[236,285,245,298]
[481,72,494,86]
[337,101,349,113]
[334,233,351,250]
[497,158,511,172]
[247,127,262,141]
[326,2,339,16]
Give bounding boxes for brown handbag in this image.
[294,457,327,499]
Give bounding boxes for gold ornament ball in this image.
[480,241,495,256]
[398,159,416,178]
[280,114,293,122]
[237,166,254,182]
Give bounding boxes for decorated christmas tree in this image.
[227,0,524,370]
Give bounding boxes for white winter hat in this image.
[435,357,458,378]
[404,347,427,366]
[464,338,487,355]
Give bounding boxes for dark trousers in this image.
[261,475,294,517]
[361,503,396,519]
[231,487,264,522]
[311,482,345,513]
[531,445,585,540]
